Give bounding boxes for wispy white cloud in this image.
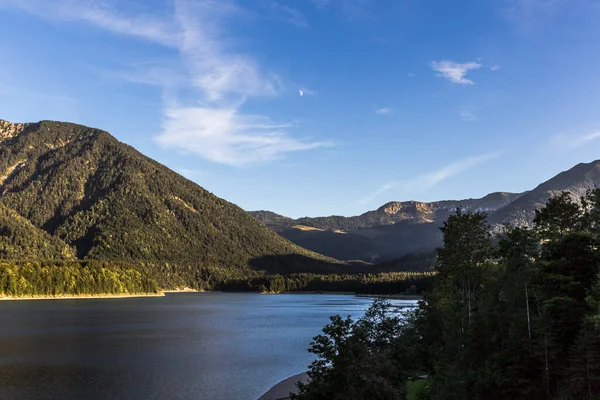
[311,0,330,8]
[4,0,331,166]
[411,152,502,190]
[263,2,309,28]
[0,0,178,47]
[552,131,600,149]
[431,60,482,85]
[175,0,279,103]
[459,110,478,122]
[92,62,185,88]
[375,107,392,115]
[490,64,501,71]
[311,0,372,21]
[499,0,566,30]
[158,106,332,166]
[358,152,502,204]
[358,182,396,205]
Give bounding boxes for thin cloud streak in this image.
[264,2,309,28]
[358,152,502,205]
[358,183,396,205]
[552,131,600,149]
[0,0,178,47]
[411,152,502,190]
[460,110,478,122]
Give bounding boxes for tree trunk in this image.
[525,283,532,341]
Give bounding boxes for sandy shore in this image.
[0,289,209,301]
[163,288,202,293]
[258,372,308,400]
[0,292,166,301]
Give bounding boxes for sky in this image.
[1,0,600,218]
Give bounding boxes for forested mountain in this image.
[0,119,340,283]
[251,161,600,262]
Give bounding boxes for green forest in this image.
[0,261,159,296]
[0,259,433,298]
[293,190,600,400]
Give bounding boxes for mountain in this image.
[251,161,600,262]
[0,119,340,282]
[251,192,524,262]
[488,160,600,227]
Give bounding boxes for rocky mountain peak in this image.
[377,201,432,215]
[0,119,26,142]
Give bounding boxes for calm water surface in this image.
[0,292,416,400]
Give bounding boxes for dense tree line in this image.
[0,261,159,296]
[371,251,436,273]
[217,271,434,295]
[0,259,433,297]
[294,190,600,400]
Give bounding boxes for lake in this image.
[0,292,417,400]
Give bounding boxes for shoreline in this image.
[0,287,207,301]
[355,293,423,300]
[163,288,202,293]
[0,290,422,302]
[0,292,166,301]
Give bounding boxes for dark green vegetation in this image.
[252,161,600,263]
[219,271,433,295]
[0,204,75,260]
[294,190,600,400]
[0,119,433,296]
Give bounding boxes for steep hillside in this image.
[0,119,340,277]
[0,203,75,259]
[489,160,600,227]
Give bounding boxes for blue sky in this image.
[1,0,599,218]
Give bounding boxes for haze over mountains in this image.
[0,119,339,280]
[251,160,600,262]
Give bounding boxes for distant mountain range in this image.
[250,160,600,262]
[0,119,340,281]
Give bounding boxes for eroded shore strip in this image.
[0,287,207,301]
[0,293,166,301]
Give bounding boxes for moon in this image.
[299,90,304,97]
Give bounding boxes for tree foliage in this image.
[297,190,600,400]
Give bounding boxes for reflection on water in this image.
[0,293,416,400]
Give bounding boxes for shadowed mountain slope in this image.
[0,119,340,276]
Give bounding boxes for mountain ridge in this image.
[251,161,600,262]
